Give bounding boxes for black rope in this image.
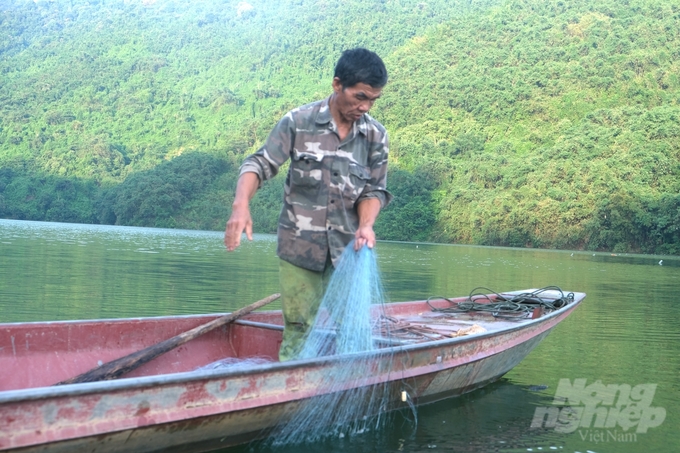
[426,286,574,320]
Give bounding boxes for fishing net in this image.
[266,241,398,446]
[296,243,385,359]
[194,357,273,372]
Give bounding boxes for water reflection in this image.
[0,219,280,320]
[224,380,576,453]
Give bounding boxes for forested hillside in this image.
[1,0,679,254]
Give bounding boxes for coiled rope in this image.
[427,286,574,320]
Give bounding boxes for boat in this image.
[0,288,585,452]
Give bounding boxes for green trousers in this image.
[278,257,333,361]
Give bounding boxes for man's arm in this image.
[354,197,382,251]
[224,172,260,251]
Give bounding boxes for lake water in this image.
[1,219,678,452]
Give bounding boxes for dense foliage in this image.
[1,0,678,254]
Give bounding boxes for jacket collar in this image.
[315,96,368,136]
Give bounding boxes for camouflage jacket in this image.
[240,96,392,272]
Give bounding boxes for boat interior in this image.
[0,288,578,392]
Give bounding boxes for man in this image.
[224,48,392,360]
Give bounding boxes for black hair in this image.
[333,48,388,89]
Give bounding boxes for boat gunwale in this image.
[0,291,584,404]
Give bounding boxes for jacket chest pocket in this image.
[290,150,324,188]
[343,163,370,202]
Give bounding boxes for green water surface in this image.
[1,219,678,453]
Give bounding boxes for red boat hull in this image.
[0,290,585,452]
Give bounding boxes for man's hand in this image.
[354,225,376,250]
[224,204,253,251]
[224,172,260,251]
[354,197,381,251]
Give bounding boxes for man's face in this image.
[332,77,383,123]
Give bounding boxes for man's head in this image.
[330,49,387,124]
[333,48,387,90]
